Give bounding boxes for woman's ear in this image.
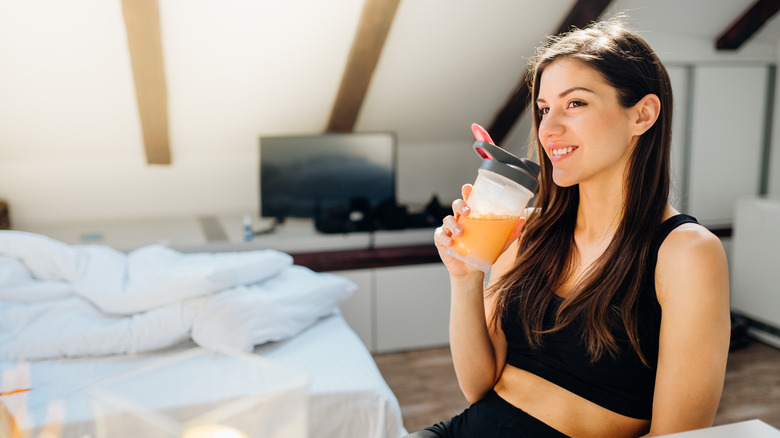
[632,94,661,136]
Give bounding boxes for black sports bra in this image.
[501,214,699,420]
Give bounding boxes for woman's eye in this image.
[538,107,550,116]
[567,100,586,108]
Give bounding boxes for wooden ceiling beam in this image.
[122,0,171,165]
[716,0,780,50]
[327,0,401,133]
[487,0,612,146]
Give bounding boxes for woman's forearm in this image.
[448,273,500,403]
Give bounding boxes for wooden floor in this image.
[374,339,780,434]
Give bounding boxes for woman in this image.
[414,19,731,438]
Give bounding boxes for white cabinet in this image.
[335,263,451,353]
[331,269,374,350]
[730,196,780,348]
[375,264,451,353]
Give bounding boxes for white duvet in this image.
[0,231,355,360]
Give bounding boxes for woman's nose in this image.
[538,110,564,139]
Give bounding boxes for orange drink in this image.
[451,214,524,269]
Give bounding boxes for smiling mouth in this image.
[551,146,576,157]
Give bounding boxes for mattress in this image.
[0,313,407,438]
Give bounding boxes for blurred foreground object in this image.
[1,363,64,438]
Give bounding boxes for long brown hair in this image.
[490,19,673,365]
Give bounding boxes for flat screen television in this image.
[259,133,397,228]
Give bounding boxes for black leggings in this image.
[404,390,570,438]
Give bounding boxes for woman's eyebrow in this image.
[537,86,596,104]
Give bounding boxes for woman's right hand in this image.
[434,184,483,278]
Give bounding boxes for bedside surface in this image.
[660,420,780,437]
[17,214,435,254]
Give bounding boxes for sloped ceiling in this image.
[2,0,780,167]
[355,0,577,144]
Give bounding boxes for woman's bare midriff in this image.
[494,365,650,438]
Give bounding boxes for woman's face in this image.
[536,58,637,189]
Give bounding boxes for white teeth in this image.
[552,147,574,156]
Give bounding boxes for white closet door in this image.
[687,66,768,227]
[668,65,690,212]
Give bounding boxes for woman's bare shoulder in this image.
[659,222,723,260]
[655,221,728,306]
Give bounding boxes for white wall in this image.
[0,0,364,224]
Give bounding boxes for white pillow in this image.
[191,265,356,351]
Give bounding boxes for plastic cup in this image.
[445,160,536,272]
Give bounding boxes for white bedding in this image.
[257,313,407,438]
[1,313,407,437]
[0,231,355,359]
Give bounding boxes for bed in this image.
[0,230,407,437]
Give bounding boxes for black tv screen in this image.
[259,133,397,221]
